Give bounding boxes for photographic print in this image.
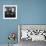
[3,5,17,19]
[18,25,46,41]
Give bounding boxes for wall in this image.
[20,0,46,24]
[0,0,46,44]
[0,0,21,44]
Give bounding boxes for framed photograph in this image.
[3,5,17,19]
